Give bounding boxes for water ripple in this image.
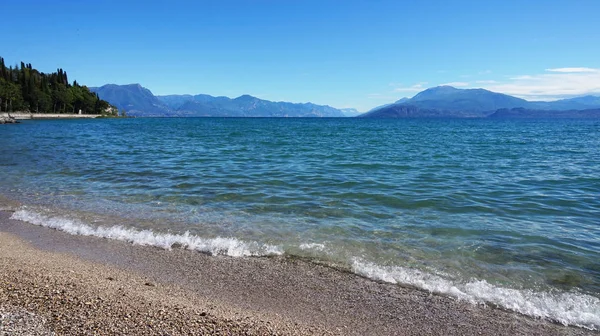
[0,117,599,297]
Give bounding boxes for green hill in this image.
[0,56,114,115]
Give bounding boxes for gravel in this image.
[0,210,596,335]
[0,304,54,336]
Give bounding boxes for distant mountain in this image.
[159,93,345,117]
[408,86,528,113]
[90,84,172,116]
[340,108,362,117]
[358,105,455,118]
[156,94,194,110]
[365,103,394,114]
[93,84,345,117]
[489,108,600,118]
[362,86,600,118]
[362,98,408,115]
[529,95,600,110]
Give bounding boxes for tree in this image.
[0,55,113,114]
[0,57,6,81]
[0,79,23,112]
[69,85,83,113]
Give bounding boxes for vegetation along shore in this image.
[0,57,117,117]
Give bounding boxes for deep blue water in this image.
[0,118,599,328]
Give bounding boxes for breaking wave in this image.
[352,259,599,330]
[10,209,283,257]
[298,242,327,251]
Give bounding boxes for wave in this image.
[298,242,327,251]
[10,209,283,257]
[352,259,599,330]
[9,208,599,330]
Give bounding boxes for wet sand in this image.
[0,210,595,335]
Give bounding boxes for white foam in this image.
[10,209,283,257]
[352,259,599,330]
[299,242,327,251]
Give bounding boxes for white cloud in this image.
[393,82,428,93]
[545,67,599,73]
[509,75,535,80]
[478,67,600,100]
[478,70,492,75]
[476,80,497,84]
[441,82,469,87]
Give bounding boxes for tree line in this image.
[0,56,115,115]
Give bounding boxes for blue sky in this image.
[2,0,600,111]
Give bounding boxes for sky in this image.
[2,0,600,111]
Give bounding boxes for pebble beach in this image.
[0,210,595,335]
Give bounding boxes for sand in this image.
[0,210,595,335]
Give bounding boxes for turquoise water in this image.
[1,118,599,328]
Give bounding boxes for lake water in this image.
[0,117,598,329]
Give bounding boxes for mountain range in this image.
[90,84,345,117]
[360,86,600,118]
[90,83,600,118]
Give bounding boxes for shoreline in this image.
[0,210,595,335]
[0,112,101,119]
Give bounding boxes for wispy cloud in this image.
[441,82,469,87]
[509,75,535,80]
[478,70,492,75]
[545,67,599,73]
[476,80,497,84]
[392,82,428,92]
[478,67,600,100]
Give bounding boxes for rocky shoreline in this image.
[0,115,19,124]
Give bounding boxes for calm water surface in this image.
[1,118,599,328]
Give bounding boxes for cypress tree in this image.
[0,56,112,114]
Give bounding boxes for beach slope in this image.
[0,211,594,335]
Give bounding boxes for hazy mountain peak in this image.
[433,85,459,90]
[234,94,258,101]
[90,83,169,116]
[426,85,460,92]
[121,83,144,90]
[411,86,461,100]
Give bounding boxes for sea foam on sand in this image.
[352,259,599,330]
